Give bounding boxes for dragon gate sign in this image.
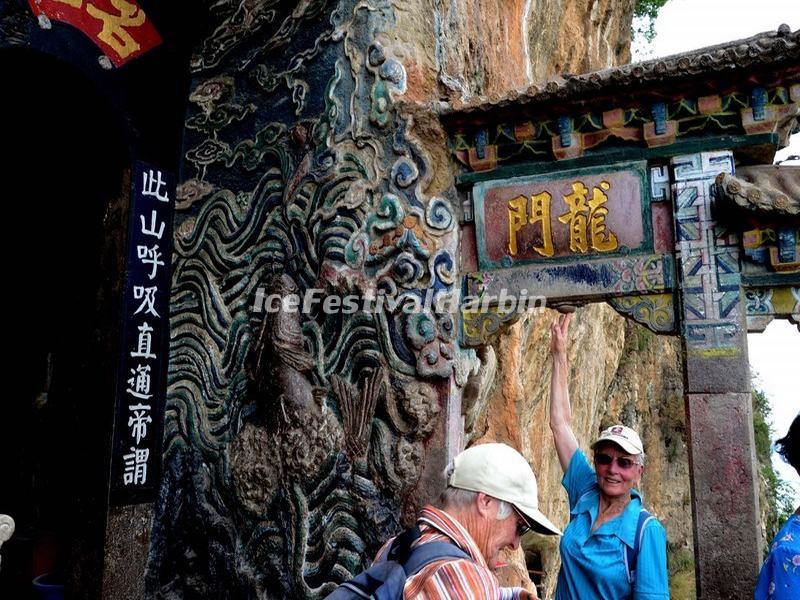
[475,163,647,266]
[443,26,799,600]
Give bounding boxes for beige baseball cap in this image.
[592,424,644,455]
[448,443,561,536]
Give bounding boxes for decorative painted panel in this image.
[670,151,743,352]
[608,293,677,334]
[460,305,525,347]
[744,286,800,332]
[450,82,799,174]
[462,253,674,306]
[472,162,650,270]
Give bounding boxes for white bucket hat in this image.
[591,424,644,455]
[447,442,561,536]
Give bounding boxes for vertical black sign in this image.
[110,161,175,505]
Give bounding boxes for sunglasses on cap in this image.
[512,505,531,537]
[594,453,638,470]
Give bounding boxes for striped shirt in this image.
[375,505,526,600]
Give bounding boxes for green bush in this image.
[668,545,696,600]
[668,545,694,576]
[752,386,795,547]
[636,327,653,352]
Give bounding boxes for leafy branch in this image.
[633,0,671,42]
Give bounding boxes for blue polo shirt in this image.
[555,450,669,600]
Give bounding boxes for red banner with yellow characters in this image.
[28,0,161,66]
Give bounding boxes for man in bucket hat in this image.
[373,442,560,599]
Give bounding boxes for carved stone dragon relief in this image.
[147,1,478,597]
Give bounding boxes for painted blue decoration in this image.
[777,228,797,264]
[751,87,767,121]
[475,128,488,159]
[558,116,572,148]
[743,246,769,265]
[651,102,667,135]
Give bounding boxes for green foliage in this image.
[667,544,694,576]
[661,394,685,464]
[753,388,773,463]
[752,385,796,548]
[620,323,654,367]
[670,568,696,600]
[762,465,795,545]
[636,327,654,352]
[633,0,671,42]
[668,545,696,600]
[634,0,670,20]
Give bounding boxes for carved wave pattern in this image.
[149,1,472,598]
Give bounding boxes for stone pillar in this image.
[408,378,464,519]
[101,504,153,599]
[671,152,762,599]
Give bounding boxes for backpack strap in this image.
[386,526,422,564]
[625,509,656,585]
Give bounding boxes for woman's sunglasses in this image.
[594,453,638,470]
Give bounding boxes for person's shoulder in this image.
[640,508,664,526]
[564,448,595,483]
[429,556,489,574]
[567,447,590,468]
[636,509,666,546]
[410,556,499,595]
[372,537,395,564]
[642,510,666,533]
[427,557,495,583]
[769,515,800,553]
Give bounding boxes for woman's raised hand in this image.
[548,311,578,471]
[550,312,573,356]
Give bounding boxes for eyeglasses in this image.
[594,453,638,470]
[512,505,531,537]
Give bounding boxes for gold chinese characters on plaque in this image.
[476,167,646,268]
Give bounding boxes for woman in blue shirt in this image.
[755,413,799,599]
[548,313,669,600]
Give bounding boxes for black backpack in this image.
[326,527,470,600]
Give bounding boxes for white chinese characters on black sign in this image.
[110,163,174,505]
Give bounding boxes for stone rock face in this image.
[467,305,693,597]
[528,0,634,81]
[396,0,634,101]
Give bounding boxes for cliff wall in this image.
[467,305,693,597]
